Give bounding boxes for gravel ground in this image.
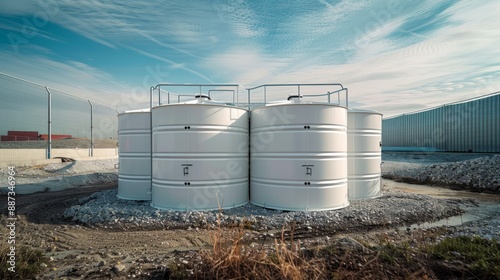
[2,153,498,241]
[62,183,467,234]
[383,154,500,193]
[59,153,500,241]
[3,153,498,279]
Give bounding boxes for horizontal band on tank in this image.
[251,103,347,109]
[347,130,381,134]
[251,125,347,133]
[152,177,248,185]
[118,175,151,180]
[150,200,248,211]
[249,201,350,212]
[152,153,248,158]
[251,178,347,186]
[251,152,348,158]
[152,125,248,133]
[347,174,381,179]
[347,153,382,157]
[116,195,151,201]
[119,153,151,157]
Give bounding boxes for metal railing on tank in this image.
[149,84,242,107]
[245,83,348,110]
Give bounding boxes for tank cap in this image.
[287,95,303,100]
[195,94,211,100]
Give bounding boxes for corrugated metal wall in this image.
[382,93,500,152]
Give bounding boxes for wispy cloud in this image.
[201,46,288,86]
[0,51,132,106]
[0,17,62,44]
[128,46,215,83]
[0,0,39,16]
[0,0,499,117]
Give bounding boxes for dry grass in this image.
[166,214,498,280]
[194,217,325,280]
[167,224,435,280]
[168,223,438,280]
[0,244,47,280]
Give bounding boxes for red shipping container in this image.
[1,135,39,141]
[7,131,39,137]
[1,135,36,141]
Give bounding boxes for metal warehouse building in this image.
[382,92,500,153]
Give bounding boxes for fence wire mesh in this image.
[0,73,118,163]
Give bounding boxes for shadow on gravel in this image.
[45,160,76,173]
[0,183,116,225]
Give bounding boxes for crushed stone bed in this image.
[63,186,467,233]
[383,154,500,193]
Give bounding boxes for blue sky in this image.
[0,0,499,117]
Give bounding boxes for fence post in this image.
[45,87,52,159]
[88,100,94,157]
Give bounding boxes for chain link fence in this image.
[0,73,118,166]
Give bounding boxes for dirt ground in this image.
[0,183,216,279]
[1,182,498,279]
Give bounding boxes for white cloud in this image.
[227,0,500,117]
[1,0,499,118]
[0,0,39,15]
[211,0,265,38]
[128,46,215,83]
[201,47,288,86]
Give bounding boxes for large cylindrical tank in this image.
[117,109,151,200]
[347,109,383,199]
[250,97,349,211]
[151,96,249,211]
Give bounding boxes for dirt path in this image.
[1,185,216,279]
[2,184,115,224]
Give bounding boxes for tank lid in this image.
[287,95,303,101]
[120,108,150,114]
[194,94,212,100]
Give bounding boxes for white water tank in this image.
[117,109,151,200]
[250,97,349,211]
[151,96,249,211]
[347,109,382,199]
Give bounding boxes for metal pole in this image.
[264,86,267,104]
[88,100,94,157]
[149,86,154,108]
[345,88,349,107]
[149,105,153,196]
[247,89,251,110]
[236,86,239,106]
[158,87,161,105]
[45,87,52,159]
